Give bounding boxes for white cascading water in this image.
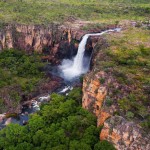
[72,34,90,73]
[59,28,121,81]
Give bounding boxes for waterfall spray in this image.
[59,28,121,81]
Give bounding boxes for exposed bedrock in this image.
[82,71,150,150]
[0,23,102,64]
[82,39,150,150]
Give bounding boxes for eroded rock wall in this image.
[82,41,150,150]
[100,116,150,150]
[82,71,150,150]
[82,71,107,118]
[0,24,88,63]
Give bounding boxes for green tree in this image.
[94,141,116,150]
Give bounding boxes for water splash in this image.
[59,28,121,81]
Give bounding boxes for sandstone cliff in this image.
[0,20,116,63]
[82,31,150,149]
[82,70,150,150]
[0,23,87,63]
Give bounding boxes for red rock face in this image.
[0,23,116,61]
[82,71,150,150]
[0,24,94,63]
[82,71,108,118]
[0,24,84,51]
[97,111,111,127]
[100,116,150,150]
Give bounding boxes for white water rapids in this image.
[59,28,121,81]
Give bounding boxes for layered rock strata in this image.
[82,71,150,150]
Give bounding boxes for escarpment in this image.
[0,23,103,64]
[82,71,150,150]
[0,21,117,63]
[82,28,150,150]
[82,25,150,150]
[0,24,83,63]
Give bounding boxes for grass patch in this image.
[0,0,149,25]
[93,27,150,129]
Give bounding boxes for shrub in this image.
[94,140,116,150]
[105,97,113,106]
[126,111,134,119]
[99,78,105,84]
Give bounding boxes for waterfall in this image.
[72,34,89,73]
[59,28,121,81]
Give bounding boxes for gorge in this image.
[0,27,121,128]
[0,21,150,150]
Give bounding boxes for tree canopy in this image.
[0,89,115,150]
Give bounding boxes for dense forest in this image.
[0,49,45,113]
[0,89,115,150]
